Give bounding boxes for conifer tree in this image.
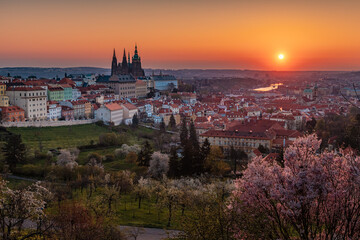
[168,147,180,178]
[189,120,202,174]
[181,141,194,176]
[137,141,153,167]
[179,117,192,175]
[189,120,199,152]
[159,118,166,133]
[142,141,153,167]
[169,114,176,130]
[3,134,26,171]
[180,117,188,148]
[199,138,211,173]
[132,114,139,128]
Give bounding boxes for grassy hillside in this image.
[7,124,112,152]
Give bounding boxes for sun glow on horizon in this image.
[278,54,285,60]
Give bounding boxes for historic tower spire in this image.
[121,48,129,74]
[111,48,118,76]
[131,44,144,77]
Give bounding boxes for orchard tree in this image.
[148,151,169,179]
[230,134,360,240]
[115,144,141,158]
[0,180,52,240]
[57,149,79,169]
[133,177,151,209]
[178,180,235,240]
[51,201,125,240]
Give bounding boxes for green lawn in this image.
[6,124,156,153]
[5,177,34,189]
[7,124,112,152]
[77,146,145,173]
[72,189,184,229]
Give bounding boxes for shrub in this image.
[115,144,141,158]
[125,152,138,164]
[99,133,120,146]
[13,164,47,178]
[104,154,115,162]
[148,152,169,179]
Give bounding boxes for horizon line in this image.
[0,66,358,73]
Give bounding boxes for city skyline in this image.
[1,0,360,70]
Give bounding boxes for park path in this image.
[119,226,181,240]
[3,174,39,182]
[139,124,177,134]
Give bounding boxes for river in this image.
[253,83,283,92]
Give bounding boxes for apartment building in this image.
[0,106,25,122]
[0,84,9,107]
[7,87,47,120]
[95,102,123,126]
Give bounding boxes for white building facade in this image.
[7,87,47,120]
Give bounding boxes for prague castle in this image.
[97,45,146,99]
[97,44,177,98]
[111,44,145,78]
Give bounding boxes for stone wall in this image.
[0,119,96,128]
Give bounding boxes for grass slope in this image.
[7,124,111,152]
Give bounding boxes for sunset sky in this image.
[1,0,360,70]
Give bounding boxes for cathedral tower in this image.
[131,44,145,77]
[111,49,118,76]
[121,49,129,74]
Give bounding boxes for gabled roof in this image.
[59,78,75,86]
[122,103,137,110]
[7,86,45,91]
[105,102,123,111]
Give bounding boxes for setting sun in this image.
[278,54,284,60]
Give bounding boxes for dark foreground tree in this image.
[132,114,139,128]
[159,118,166,133]
[137,141,153,167]
[168,147,181,178]
[169,114,176,130]
[3,134,26,171]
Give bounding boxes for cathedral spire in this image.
[133,43,139,60]
[122,48,127,63]
[121,48,129,74]
[111,48,118,76]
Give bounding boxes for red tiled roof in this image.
[61,106,73,111]
[59,78,75,86]
[122,103,137,110]
[7,86,45,91]
[71,100,89,105]
[0,106,25,113]
[105,103,123,111]
[136,80,147,85]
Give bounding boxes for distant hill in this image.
[1,67,358,82]
[0,67,110,79]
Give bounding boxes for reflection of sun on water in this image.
[254,83,283,92]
